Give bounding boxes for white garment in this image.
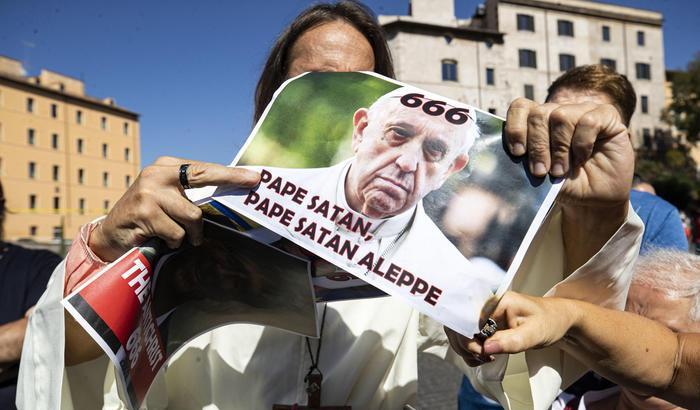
[17,205,643,410]
[552,387,620,410]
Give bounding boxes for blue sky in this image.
[1,0,697,166]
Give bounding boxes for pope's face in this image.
[346,102,469,219]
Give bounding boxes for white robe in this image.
[17,204,643,410]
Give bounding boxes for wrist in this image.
[560,298,585,344]
[87,222,121,263]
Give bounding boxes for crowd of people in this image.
[3,1,699,409]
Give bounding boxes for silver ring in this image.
[179,164,192,190]
[479,318,498,339]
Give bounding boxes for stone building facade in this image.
[0,56,140,244]
[380,0,666,148]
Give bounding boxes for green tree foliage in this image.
[239,72,398,168]
[636,145,699,211]
[670,52,700,143]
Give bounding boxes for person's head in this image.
[254,1,394,121]
[546,64,637,126]
[632,174,657,195]
[622,250,700,409]
[345,88,478,219]
[626,249,700,333]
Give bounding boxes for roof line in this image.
[498,0,663,27]
[382,19,505,43]
[0,73,139,119]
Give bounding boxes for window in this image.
[51,103,58,118]
[29,226,37,236]
[124,147,130,161]
[641,95,649,114]
[77,138,84,153]
[52,165,59,181]
[442,59,458,81]
[103,200,110,212]
[101,116,107,130]
[49,133,58,149]
[78,168,85,184]
[123,122,129,135]
[53,196,60,212]
[517,14,534,31]
[125,174,131,188]
[27,97,34,113]
[27,128,35,145]
[76,110,83,124]
[557,20,574,37]
[636,63,651,80]
[52,226,62,239]
[519,49,537,68]
[102,143,108,159]
[642,128,652,148]
[78,198,85,215]
[637,30,645,46]
[559,54,576,71]
[600,58,617,71]
[602,25,610,42]
[28,162,36,179]
[102,171,109,187]
[488,108,497,114]
[485,68,495,86]
[29,194,37,210]
[524,84,535,100]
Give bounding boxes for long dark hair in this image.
[253,0,395,122]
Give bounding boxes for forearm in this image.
[560,202,627,274]
[561,299,700,406]
[0,318,28,363]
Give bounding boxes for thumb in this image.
[482,322,539,355]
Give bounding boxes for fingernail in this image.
[532,162,546,176]
[510,143,525,156]
[551,163,564,177]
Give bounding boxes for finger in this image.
[548,105,580,177]
[504,98,536,156]
[526,103,558,177]
[145,208,187,250]
[153,155,200,167]
[445,328,493,367]
[482,322,540,355]
[184,162,261,189]
[571,104,626,167]
[157,192,204,246]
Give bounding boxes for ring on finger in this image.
[179,164,192,190]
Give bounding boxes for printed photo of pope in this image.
[239,84,494,313]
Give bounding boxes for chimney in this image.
[409,0,456,24]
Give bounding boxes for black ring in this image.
[179,164,192,190]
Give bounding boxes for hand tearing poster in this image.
[63,71,562,409]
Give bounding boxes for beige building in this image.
[380,0,666,148]
[0,56,140,244]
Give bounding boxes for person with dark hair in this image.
[0,180,60,409]
[254,0,394,121]
[21,7,643,410]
